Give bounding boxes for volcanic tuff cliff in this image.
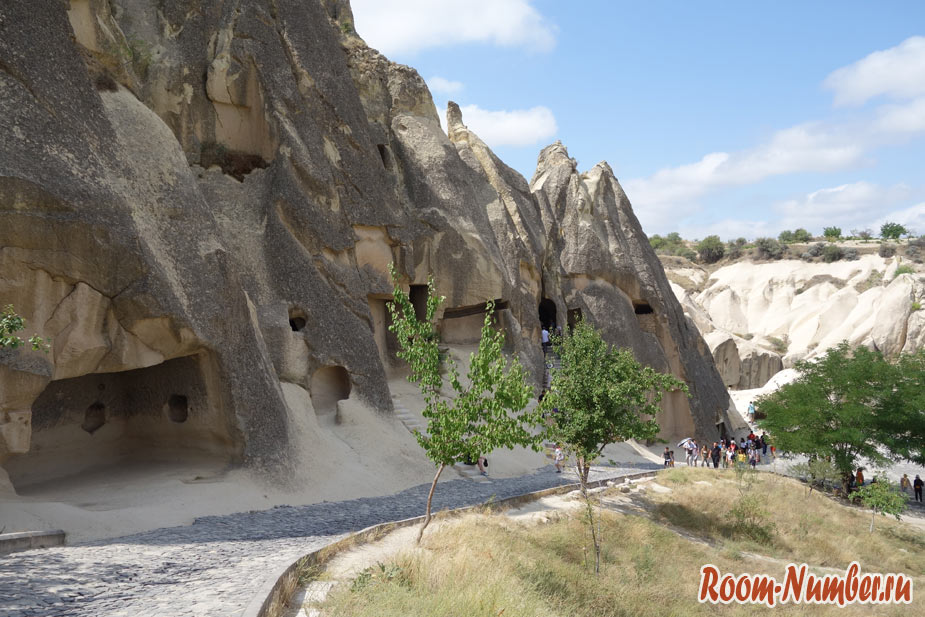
[0,0,739,493]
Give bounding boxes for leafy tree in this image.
[778,230,795,244]
[853,477,908,533]
[540,321,685,572]
[758,343,925,491]
[753,237,784,260]
[387,267,540,542]
[696,235,725,264]
[1,305,47,351]
[881,222,907,240]
[792,228,812,242]
[823,226,842,241]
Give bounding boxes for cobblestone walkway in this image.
[0,464,657,617]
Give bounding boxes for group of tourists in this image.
[899,473,924,502]
[667,432,772,470]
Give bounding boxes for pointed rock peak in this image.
[535,140,577,174]
[446,101,466,136]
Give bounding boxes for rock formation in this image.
[666,255,925,389]
[0,0,737,494]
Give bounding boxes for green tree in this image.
[853,477,908,533]
[696,235,725,263]
[823,226,842,241]
[778,230,795,244]
[1,305,47,351]
[540,320,685,572]
[789,457,842,494]
[758,343,924,490]
[387,267,540,542]
[754,237,784,260]
[880,222,907,240]
[792,228,812,242]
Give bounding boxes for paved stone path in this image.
[0,463,658,617]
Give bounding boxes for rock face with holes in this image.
[0,0,737,493]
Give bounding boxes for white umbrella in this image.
[677,438,694,448]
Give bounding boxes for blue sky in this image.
[351,1,925,240]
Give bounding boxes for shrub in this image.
[800,251,813,261]
[778,230,794,244]
[894,264,915,276]
[767,335,789,354]
[754,237,784,260]
[881,222,907,240]
[822,244,844,263]
[853,228,872,241]
[823,226,842,241]
[792,228,812,242]
[843,247,859,261]
[807,242,825,257]
[696,235,725,263]
[879,243,897,258]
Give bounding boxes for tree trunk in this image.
[417,464,445,544]
[577,461,601,574]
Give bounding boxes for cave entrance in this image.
[409,285,428,322]
[567,307,583,332]
[440,299,509,344]
[633,300,657,334]
[538,298,557,329]
[310,365,351,417]
[289,307,307,332]
[5,353,239,491]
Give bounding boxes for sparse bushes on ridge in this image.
[881,221,907,240]
[880,243,897,258]
[753,237,784,260]
[807,242,825,257]
[822,244,843,263]
[649,232,696,260]
[695,235,724,264]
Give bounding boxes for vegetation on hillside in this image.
[322,469,923,617]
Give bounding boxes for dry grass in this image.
[321,469,922,616]
[650,467,924,574]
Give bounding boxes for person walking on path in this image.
[663,447,672,468]
[541,326,550,354]
[900,473,912,495]
[856,468,865,487]
[915,475,923,503]
[700,444,709,467]
[710,442,721,468]
[554,444,565,473]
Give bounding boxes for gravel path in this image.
[0,463,658,617]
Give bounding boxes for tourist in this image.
[477,455,488,476]
[700,444,709,467]
[900,473,912,495]
[914,475,923,503]
[554,444,564,473]
[663,447,672,468]
[747,401,756,422]
[687,440,698,466]
[710,442,721,468]
[748,447,758,469]
[855,467,865,487]
[669,450,676,468]
[725,445,734,468]
[760,433,768,456]
[541,326,550,353]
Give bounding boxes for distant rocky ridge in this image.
[0,0,738,494]
[665,254,925,390]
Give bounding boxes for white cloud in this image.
[624,122,864,229]
[870,202,925,234]
[824,36,925,106]
[774,181,911,232]
[457,104,558,147]
[350,0,556,56]
[874,97,925,133]
[428,76,464,95]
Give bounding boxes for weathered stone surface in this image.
[0,0,733,489]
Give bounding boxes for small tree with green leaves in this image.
[881,222,907,240]
[823,226,842,241]
[696,235,725,263]
[853,477,908,533]
[790,457,842,495]
[387,266,540,542]
[792,228,812,242]
[540,320,686,573]
[1,305,48,351]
